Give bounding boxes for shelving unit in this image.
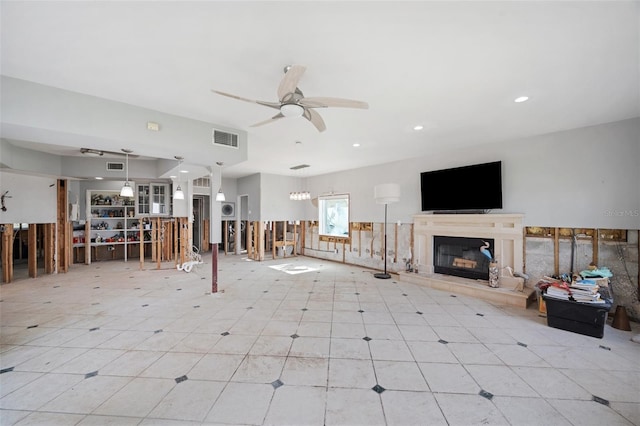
[85,190,151,263]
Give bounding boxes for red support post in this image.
[212,243,218,293]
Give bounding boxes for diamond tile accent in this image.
[27,325,38,329]
[517,342,528,347]
[93,286,100,289]
[0,367,15,374]
[301,308,308,311]
[44,301,51,304]
[221,332,230,336]
[176,288,182,291]
[290,334,299,339]
[592,395,609,406]
[53,286,60,288]
[91,303,100,306]
[142,304,149,307]
[247,307,253,310]
[363,336,372,342]
[175,375,188,384]
[450,295,457,298]
[263,290,269,293]
[438,339,448,344]
[134,287,141,290]
[154,329,163,334]
[402,293,408,296]
[85,370,98,379]
[416,311,423,315]
[372,384,386,394]
[89,327,100,332]
[355,292,360,295]
[271,379,284,389]
[476,313,484,317]
[479,389,493,400]
[599,345,611,351]
[193,305,200,308]
[358,310,364,313]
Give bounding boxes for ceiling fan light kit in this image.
[280,103,304,117]
[212,64,368,132]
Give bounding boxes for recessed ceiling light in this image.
[353,143,360,147]
[169,175,177,179]
[180,170,189,174]
[514,96,529,103]
[413,125,424,131]
[95,177,103,180]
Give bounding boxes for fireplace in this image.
[433,236,494,280]
[400,214,535,308]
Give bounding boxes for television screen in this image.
[420,161,502,212]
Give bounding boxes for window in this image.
[318,194,350,238]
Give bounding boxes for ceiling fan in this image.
[80,148,139,158]
[212,65,368,132]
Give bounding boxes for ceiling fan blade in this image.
[277,65,306,102]
[304,108,326,132]
[300,96,369,109]
[211,90,280,109]
[250,113,285,128]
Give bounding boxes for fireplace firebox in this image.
[433,236,494,280]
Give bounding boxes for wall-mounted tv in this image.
[420,161,503,212]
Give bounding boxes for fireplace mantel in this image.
[399,213,534,308]
[413,213,524,275]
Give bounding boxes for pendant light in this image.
[173,156,185,200]
[120,149,134,197]
[216,161,225,201]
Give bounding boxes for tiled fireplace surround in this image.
[399,214,536,308]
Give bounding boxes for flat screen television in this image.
[420,161,502,212]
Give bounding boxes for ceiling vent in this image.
[106,162,124,171]
[212,129,239,148]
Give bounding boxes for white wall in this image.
[238,174,261,222]
[0,171,57,223]
[303,118,640,229]
[260,174,307,221]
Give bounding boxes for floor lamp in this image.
[374,183,401,279]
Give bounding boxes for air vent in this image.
[290,164,310,170]
[193,177,211,188]
[212,129,239,148]
[106,162,124,171]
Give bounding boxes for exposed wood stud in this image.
[28,224,37,278]
[553,227,559,275]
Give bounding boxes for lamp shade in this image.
[120,181,134,197]
[173,185,184,200]
[374,183,400,204]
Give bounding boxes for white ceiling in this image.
[1,1,638,178]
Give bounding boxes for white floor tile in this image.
[381,390,447,426]
[325,388,385,426]
[264,385,326,426]
[280,357,328,387]
[93,377,175,417]
[148,379,225,422]
[205,382,273,425]
[434,393,509,425]
[328,358,376,389]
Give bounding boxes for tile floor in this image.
[1,254,639,426]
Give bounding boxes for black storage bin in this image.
[542,290,612,338]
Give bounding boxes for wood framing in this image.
[44,223,55,274]
[2,224,14,283]
[57,179,69,273]
[28,224,37,278]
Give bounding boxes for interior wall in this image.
[259,173,306,221]
[237,174,261,222]
[303,118,639,229]
[0,171,57,223]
